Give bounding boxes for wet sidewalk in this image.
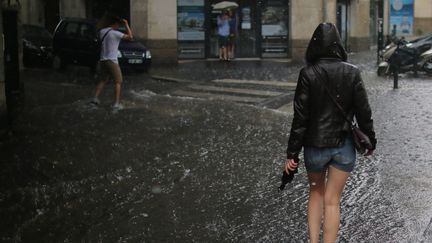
[148,50,378,83]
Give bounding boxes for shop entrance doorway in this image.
[3,10,20,101]
[208,0,259,58]
[336,0,349,50]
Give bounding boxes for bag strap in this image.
[311,65,355,127]
[100,28,112,44]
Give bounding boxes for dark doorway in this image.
[236,0,259,57]
[336,0,349,50]
[370,0,384,47]
[87,0,130,21]
[45,0,60,33]
[2,10,21,105]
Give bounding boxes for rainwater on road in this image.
[0,52,431,242]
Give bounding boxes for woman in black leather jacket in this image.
[284,23,376,243]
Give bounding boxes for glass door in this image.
[237,0,258,57]
[207,0,259,58]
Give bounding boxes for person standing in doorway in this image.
[285,23,376,243]
[91,15,133,110]
[228,9,238,59]
[217,11,230,61]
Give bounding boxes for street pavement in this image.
[0,51,431,242]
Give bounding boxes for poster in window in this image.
[241,7,251,30]
[389,0,413,35]
[261,6,288,37]
[178,0,205,41]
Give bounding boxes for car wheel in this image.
[422,58,432,74]
[52,55,66,70]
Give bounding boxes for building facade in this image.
[14,0,432,63]
[135,0,377,62]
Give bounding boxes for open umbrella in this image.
[212,1,239,10]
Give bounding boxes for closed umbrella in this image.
[212,1,239,10]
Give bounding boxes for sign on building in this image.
[389,0,413,35]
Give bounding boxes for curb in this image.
[151,75,191,84]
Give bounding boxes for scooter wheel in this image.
[377,66,387,76]
[423,58,432,74]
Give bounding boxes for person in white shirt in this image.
[91,15,133,110]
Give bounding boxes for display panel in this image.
[178,0,206,58]
[261,0,289,57]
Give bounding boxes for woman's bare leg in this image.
[231,44,235,58]
[223,47,228,60]
[323,166,351,243]
[307,171,326,243]
[94,79,107,98]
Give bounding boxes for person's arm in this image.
[286,68,310,159]
[217,16,223,27]
[122,19,133,40]
[353,70,377,151]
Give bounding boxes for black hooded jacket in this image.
[286,23,376,159]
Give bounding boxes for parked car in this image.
[52,18,151,72]
[22,24,53,66]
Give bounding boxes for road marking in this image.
[151,75,190,83]
[188,85,284,97]
[172,90,266,104]
[212,79,296,88]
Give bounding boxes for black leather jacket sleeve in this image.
[353,71,377,150]
[286,69,310,159]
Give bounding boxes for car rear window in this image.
[79,24,96,39]
[58,22,80,37]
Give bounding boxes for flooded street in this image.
[0,52,431,242]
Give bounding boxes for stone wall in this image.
[414,17,432,35]
[131,0,177,63]
[130,0,148,40]
[20,0,45,26]
[290,0,325,62]
[414,0,432,35]
[147,0,177,63]
[60,0,86,18]
[349,0,370,51]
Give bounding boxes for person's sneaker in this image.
[112,103,124,111]
[89,97,100,106]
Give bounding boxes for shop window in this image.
[261,0,289,57]
[177,0,206,59]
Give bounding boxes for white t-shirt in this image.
[99,27,125,63]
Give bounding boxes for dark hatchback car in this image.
[52,18,151,72]
[22,24,53,66]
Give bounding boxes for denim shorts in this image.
[219,36,229,48]
[304,138,356,173]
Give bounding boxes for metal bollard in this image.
[413,49,418,78]
[393,68,399,89]
[391,46,401,89]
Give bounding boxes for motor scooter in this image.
[378,35,432,76]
